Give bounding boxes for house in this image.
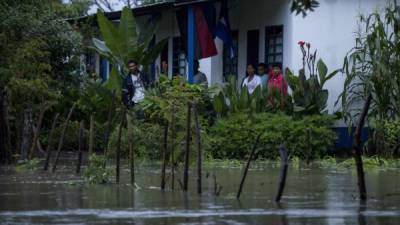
[84,0,382,147]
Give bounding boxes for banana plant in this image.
[91,7,168,93]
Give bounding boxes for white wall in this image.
[289,0,385,114]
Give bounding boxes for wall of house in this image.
[289,0,384,115]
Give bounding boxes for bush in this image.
[107,119,163,159]
[209,113,336,160]
[83,155,113,184]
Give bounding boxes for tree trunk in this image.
[76,120,85,174]
[183,103,192,192]
[44,113,59,171]
[161,123,168,191]
[21,107,33,161]
[0,93,9,164]
[29,104,49,159]
[306,128,312,165]
[52,103,76,173]
[275,144,289,202]
[352,94,372,201]
[88,114,94,155]
[237,134,262,199]
[193,104,202,194]
[116,108,126,184]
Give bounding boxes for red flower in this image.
[298,41,305,46]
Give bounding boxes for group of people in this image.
[122,60,287,109]
[241,63,287,96]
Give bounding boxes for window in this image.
[265,25,283,68]
[247,29,259,67]
[173,37,186,76]
[223,30,239,79]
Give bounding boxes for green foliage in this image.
[285,43,340,115]
[209,113,336,160]
[213,76,291,117]
[15,158,41,172]
[338,1,400,124]
[107,119,163,159]
[83,155,113,184]
[91,7,167,82]
[290,0,319,17]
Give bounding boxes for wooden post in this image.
[306,128,312,165]
[183,103,192,192]
[193,104,202,194]
[170,104,176,190]
[116,108,126,184]
[104,90,116,158]
[127,111,135,186]
[76,120,85,174]
[161,122,168,190]
[353,94,372,201]
[275,144,289,202]
[29,104,49,159]
[52,103,76,173]
[88,114,94,155]
[44,113,59,171]
[237,134,261,199]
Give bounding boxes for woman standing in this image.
[242,64,262,94]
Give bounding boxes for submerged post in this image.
[88,114,94,155]
[161,122,169,190]
[183,103,192,192]
[275,144,289,202]
[193,104,202,194]
[116,108,126,184]
[170,104,177,190]
[353,94,372,201]
[52,103,76,173]
[44,113,59,171]
[76,120,85,174]
[127,111,135,186]
[237,134,261,199]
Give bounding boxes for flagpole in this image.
[187,5,195,84]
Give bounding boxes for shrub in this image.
[83,155,113,184]
[209,113,336,160]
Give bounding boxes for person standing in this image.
[257,63,269,89]
[242,64,261,94]
[193,60,208,86]
[122,60,150,108]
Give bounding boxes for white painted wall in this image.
[289,0,385,113]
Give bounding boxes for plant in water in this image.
[15,158,41,172]
[83,155,113,184]
[285,41,341,115]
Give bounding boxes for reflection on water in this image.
[0,162,399,225]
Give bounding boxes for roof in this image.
[68,0,219,23]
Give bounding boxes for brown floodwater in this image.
[0,159,399,225]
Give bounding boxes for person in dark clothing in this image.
[122,60,150,108]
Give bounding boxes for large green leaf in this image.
[321,69,341,87]
[317,58,328,85]
[103,67,122,97]
[140,38,168,66]
[119,7,138,64]
[97,10,122,57]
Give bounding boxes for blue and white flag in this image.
[214,0,235,58]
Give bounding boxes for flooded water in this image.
[0,160,400,225]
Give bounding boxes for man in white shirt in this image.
[122,60,149,108]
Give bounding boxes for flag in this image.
[193,5,218,58]
[176,3,218,60]
[215,0,235,58]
